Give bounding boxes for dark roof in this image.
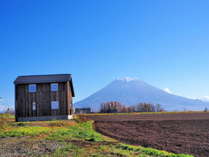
[14,74,75,96]
[14,74,72,84]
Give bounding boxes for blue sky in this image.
[1,0,209,107]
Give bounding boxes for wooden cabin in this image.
[14,74,75,122]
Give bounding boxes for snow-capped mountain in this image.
[75,78,209,112]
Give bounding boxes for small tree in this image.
[204,107,208,112]
[155,104,164,112]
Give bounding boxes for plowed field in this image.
[85,113,209,157]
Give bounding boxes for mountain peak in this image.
[116,77,139,82]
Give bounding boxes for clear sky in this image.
[1,0,209,107]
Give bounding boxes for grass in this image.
[0,113,15,119]
[47,121,102,142]
[114,144,192,157]
[0,126,52,137]
[43,143,84,157]
[0,113,194,157]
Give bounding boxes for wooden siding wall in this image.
[67,81,73,115]
[16,82,72,118]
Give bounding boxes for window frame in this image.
[28,84,37,93]
[51,83,58,92]
[51,101,59,110]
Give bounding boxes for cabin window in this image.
[32,102,36,111]
[51,101,59,110]
[28,84,36,93]
[51,83,58,92]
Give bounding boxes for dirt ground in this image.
[85,113,209,157]
[0,137,62,157]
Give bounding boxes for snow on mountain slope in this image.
[75,78,209,112]
[199,96,209,102]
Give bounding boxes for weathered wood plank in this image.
[15,81,73,121]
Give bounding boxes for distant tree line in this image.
[134,103,164,112]
[100,101,164,113]
[100,101,134,113]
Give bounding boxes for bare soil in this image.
[85,113,209,157]
[0,137,63,157]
